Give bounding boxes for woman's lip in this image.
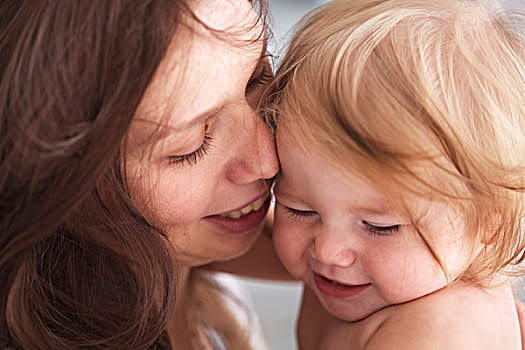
[313,273,371,299]
[203,197,271,234]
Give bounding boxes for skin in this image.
[297,282,520,349]
[273,123,472,322]
[126,0,279,272]
[517,299,525,346]
[118,0,525,345]
[272,122,520,348]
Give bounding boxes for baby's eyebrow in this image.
[351,206,393,217]
[273,189,303,203]
[275,188,395,216]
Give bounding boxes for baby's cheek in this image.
[370,252,448,305]
[273,216,309,279]
[272,213,289,260]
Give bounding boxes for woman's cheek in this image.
[159,178,214,223]
[133,168,215,227]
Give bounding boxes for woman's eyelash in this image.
[168,132,213,167]
[363,221,400,236]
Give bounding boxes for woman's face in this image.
[126,0,278,267]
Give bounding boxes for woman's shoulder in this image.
[363,283,520,349]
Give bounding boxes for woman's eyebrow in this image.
[132,103,225,146]
[260,34,268,60]
[172,103,225,132]
[176,34,268,131]
[251,32,269,73]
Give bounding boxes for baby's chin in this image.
[316,287,448,322]
[323,304,383,323]
[314,289,391,323]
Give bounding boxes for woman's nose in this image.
[310,227,358,267]
[226,109,279,184]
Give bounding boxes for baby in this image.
[266,0,525,348]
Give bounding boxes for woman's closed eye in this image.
[168,130,213,167]
[363,221,400,236]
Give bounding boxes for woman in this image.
[0,0,285,348]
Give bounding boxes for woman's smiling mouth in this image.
[219,194,268,218]
[204,194,271,234]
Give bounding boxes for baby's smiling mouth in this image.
[314,273,371,299]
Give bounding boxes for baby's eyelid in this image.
[277,201,317,215]
[362,221,401,236]
[364,221,399,229]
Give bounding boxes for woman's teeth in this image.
[220,196,267,219]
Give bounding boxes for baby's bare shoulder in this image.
[364,284,520,350]
[307,308,392,350]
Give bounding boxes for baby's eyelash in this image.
[168,132,213,167]
[363,221,400,236]
[283,206,317,222]
[246,57,273,91]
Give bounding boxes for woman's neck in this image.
[167,266,194,344]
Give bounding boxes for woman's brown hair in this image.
[1,0,267,348]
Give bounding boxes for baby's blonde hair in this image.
[267,0,525,284]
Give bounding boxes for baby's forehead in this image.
[276,118,449,204]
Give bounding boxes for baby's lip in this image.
[313,273,371,299]
[315,273,360,287]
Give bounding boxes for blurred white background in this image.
[237,3,324,349]
[235,1,525,350]
[238,2,323,350]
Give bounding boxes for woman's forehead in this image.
[191,0,261,33]
[128,0,265,148]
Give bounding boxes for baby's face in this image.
[273,122,471,321]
